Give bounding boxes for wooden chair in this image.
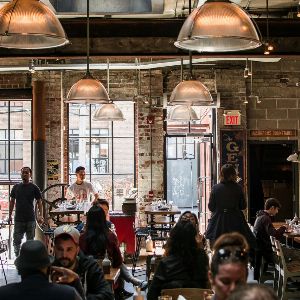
[275,239,300,300]
[270,236,281,292]
[161,288,213,300]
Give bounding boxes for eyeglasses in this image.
[216,247,248,262]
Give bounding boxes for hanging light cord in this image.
[188,0,193,80]
[107,58,110,95]
[266,0,269,43]
[86,0,90,74]
[180,57,183,81]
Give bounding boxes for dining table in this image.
[144,205,181,240]
[49,205,90,225]
[104,267,121,290]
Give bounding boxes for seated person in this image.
[0,240,82,300]
[209,232,249,300]
[179,210,206,249]
[79,206,123,268]
[94,199,148,294]
[79,206,129,298]
[53,225,114,300]
[227,283,278,300]
[147,219,209,300]
[253,198,286,280]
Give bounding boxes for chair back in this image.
[161,288,213,300]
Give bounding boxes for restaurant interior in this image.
[0,0,300,299]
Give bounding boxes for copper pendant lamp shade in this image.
[170,80,213,106]
[65,0,109,104]
[66,73,110,104]
[0,0,69,49]
[174,0,261,52]
[93,103,125,122]
[168,105,199,121]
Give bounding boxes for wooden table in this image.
[49,207,86,225]
[284,231,300,248]
[104,267,120,290]
[144,206,181,240]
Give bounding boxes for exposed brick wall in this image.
[2,58,300,213]
[247,59,300,142]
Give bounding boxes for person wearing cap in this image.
[53,225,113,300]
[8,166,44,257]
[66,166,99,203]
[0,240,82,300]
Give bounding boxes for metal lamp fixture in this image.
[167,105,199,121]
[92,59,125,121]
[170,56,213,106]
[0,0,69,49]
[65,0,109,104]
[93,103,125,121]
[174,0,261,52]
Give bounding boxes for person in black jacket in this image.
[205,164,256,250]
[0,240,82,300]
[253,198,286,280]
[147,219,209,300]
[53,225,114,300]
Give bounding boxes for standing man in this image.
[253,197,286,280]
[8,166,44,257]
[66,166,98,203]
[52,225,114,300]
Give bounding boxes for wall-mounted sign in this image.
[47,159,59,181]
[224,110,241,126]
[220,129,246,188]
[250,130,297,137]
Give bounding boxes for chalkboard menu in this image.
[220,129,246,187]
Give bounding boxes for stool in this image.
[132,227,149,276]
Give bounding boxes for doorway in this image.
[248,142,297,224]
[165,134,215,232]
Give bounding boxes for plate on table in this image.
[66,205,76,210]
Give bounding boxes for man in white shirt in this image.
[66,166,98,203]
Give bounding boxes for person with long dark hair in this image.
[205,164,256,250]
[79,206,122,268]
[147,219,209,300]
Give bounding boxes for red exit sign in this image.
[224,110,241,126]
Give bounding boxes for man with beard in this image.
[52,225,113,300]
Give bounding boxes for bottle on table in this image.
[146,235,153,252]
[102,250,111,274]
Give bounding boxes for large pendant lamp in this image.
[170,56,213,106]
[65,0,109,104]
[167,105,199,121]
[93,60,125,122]
[0,0,69,49]
[174,0,261,52]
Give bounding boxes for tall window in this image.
[68,101,135,210]
[0,100,32,219]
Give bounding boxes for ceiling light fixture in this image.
[92,59,125,122]
[167,105,199,121]
[174,0,261,53]
[169,54,213,106]
[65,0,109,104]
[0,0,69,49]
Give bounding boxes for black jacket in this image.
[0,272,82,300]
[205,181,256,248]
[147,249,209,300]
[253,210,286,252]
[54,251,114,300]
